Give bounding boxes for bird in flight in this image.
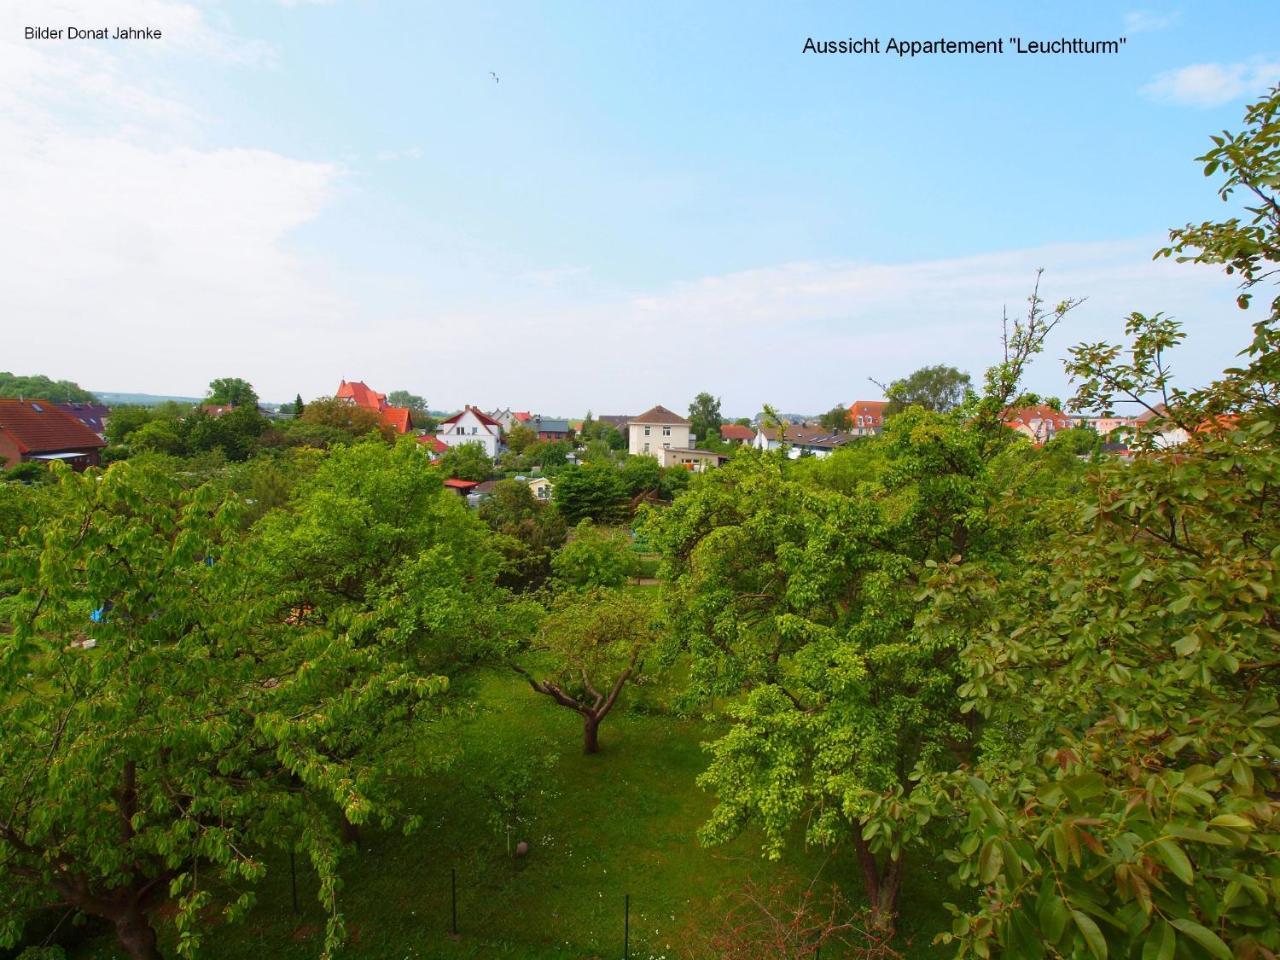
[489,72,499,83]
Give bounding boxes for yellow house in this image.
[528,476,553,501]
[628,405,692,460]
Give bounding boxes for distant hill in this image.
[93,391,203,407]
[0,371,96,404]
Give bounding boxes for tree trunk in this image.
[340,813,361,846]
[582,714,601,754]
[853,832,902,937]
[871,858,903,937]
[113,906,161,960]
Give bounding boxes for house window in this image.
[643,442,650,452]
[662,426,671,437]
[644,426,651,436]
[471,427,478,435]
[662,442,670,449]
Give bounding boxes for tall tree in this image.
[553,464,629,524]
[293,393,305,417]
[552,520,638,589]
[438,441,493,482]
[688,392,723,447]
[255,440,499,843]
[646,288,1079,934]
[387,390,428,420]
[882,364,971,415]
[205,377,259,408]
[299,396,394,441]
[818,405,853,431]
[935,86,1280,960]
[0,459,449,959]
[510,589,660,754]
[478,479,568,591]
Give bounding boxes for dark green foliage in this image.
[439,441,493,482]
[205,377,259,408]
[552,521,638,589]
[298,397,394,442]
[818,405,853,431]
[0,371,95,403]
[688,392,723,448]
[884,364,972,415]
[620,454,662,496]
[552,463,629,525]
[479,479,568,591]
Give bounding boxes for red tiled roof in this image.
[848,400,888,425]
[514,411,531,422]
[441,405,502,429]
[417,435,449,453]
[720,424,756,441]
[0,399,107,455]
[379,406,412,434]
[1003,404,1074,430]
[336,379,388,410]
[630,404,690,425]
[442,478,480,490]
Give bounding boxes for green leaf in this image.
[979,838,1004,883]
[1142,920,1176,960]
[1154,838,1194,884]
[1072,910,1107,960]
[1173,634,1200,656]
[1170,919,1231,960]
[1038,891,1070,943]
[1208,813,1252,830]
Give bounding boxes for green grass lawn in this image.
[67,668,954,959]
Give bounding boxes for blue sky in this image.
[3,1,1278,414]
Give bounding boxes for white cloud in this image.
[1,0,345,397]
[1142,59,1280,107]
[347,237,1246,417]
[1123,10,1180,33]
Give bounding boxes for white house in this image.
[437,405,504,459]
[628,405,692,460]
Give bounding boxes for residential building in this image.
[0,399,107,470]
[55,402,110,439]
[661,447,727,472]
[1076,414,1138,442]
[336,379,414,435]
[437,405,504,459]
[752,425,852,458]
[528,416,571,441]
[1136,404,1191,448]
[416,435,449,455]
[848,400,888,436]
[720,423,755,444]
[1003,405,1075,445]
[442,478,480,497]
[628,405,691,459]
[528,476,553,501]
[489,408,532,433]
[595,414,632,433]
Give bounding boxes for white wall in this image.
[629,420,691,459]
[437,409,500,459]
